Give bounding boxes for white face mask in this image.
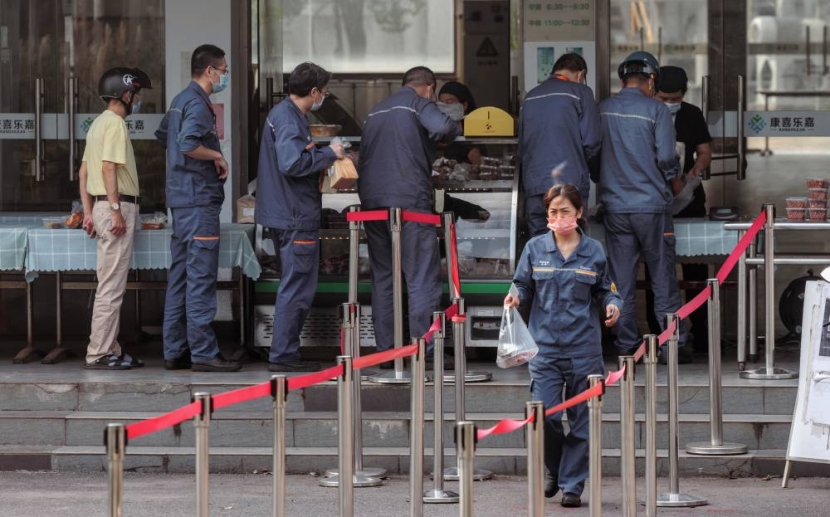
[665,101,682,114]
[437,102,465,121]
[311,89,325,111]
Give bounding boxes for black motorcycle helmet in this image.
[98,67,152,109]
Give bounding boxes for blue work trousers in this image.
[364,218,442,351]
[269,229,319,363]
[603,212,686,352]
[163,205,221,362]
[529,353,605,497]
[525,194,549,237]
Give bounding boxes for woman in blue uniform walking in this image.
[505,183,621,508]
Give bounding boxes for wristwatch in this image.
[110,202,121,212]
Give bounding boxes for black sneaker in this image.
[658,346,693,365]
[379,360,394,370]
[560,492,581,508]
[164,352,192,370]
[544,471,559,498]
[191,356,242,372]
[269,359,322,372]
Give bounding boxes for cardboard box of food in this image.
[327,158,358,190]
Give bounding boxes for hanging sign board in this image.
[783,280,830,479]
[523,1,594,41]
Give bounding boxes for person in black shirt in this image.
[646,66,712,356]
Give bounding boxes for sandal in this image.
[84,354,132,370]
[119,353,145,368]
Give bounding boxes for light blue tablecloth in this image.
[587,218,738,257]
[0,223,38,271]
[0,213,62,225]
[24,223,261,281]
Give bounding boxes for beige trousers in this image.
[86,201,138,363]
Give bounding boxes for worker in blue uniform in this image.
[256,62,344,372]
[358,66,462,367]
[597,51,687,358]
[155,44,241,372]
[505,183,621,508]
[519,53,601,236]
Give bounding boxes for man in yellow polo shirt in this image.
[77,67,151,369]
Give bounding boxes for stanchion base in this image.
[443,371,493,384]
[739,367,798,380]
[656,493,708,507]
[423,489,459,504]
[657,494,709,508]
[442,466,493,481]
[369,370,412,385]
[318,473,383,488]
[686,441,748,455]
[325,467,388,479]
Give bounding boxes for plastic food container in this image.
[808,188,829,200]
[786,208,805,220]
[806,208,827,221]
[806,177,830,189]
[809,198,828,209]
[786,197,808,208]
[42,217,66,229]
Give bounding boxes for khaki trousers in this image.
[86,201,138,363]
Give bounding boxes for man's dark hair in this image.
[288,62,332,97]
[402,66,436,87]
[191,44,226,77]
[552,53,588,74]
[623,73,650,85]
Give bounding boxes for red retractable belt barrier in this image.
[402,211,442,226]
[118,210,767,445]
[126,400,203,441]
[449,222,462,297]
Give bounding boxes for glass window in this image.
[281,0,455,74]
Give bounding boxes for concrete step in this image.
[3,445,828,478]
[0,378,798,416]
[0,410,794,451]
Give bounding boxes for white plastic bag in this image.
[497,305,539,368]
[671,173,702,215]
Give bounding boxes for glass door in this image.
[0,0,166,213]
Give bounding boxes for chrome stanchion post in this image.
[687,280,747,455]
[424,311,458,504]
[657,316,707,508]
[737,229,748,371]
[619,356,636,517]
[587,375,604,517]
[348,207,377,381]
[526,401,545,517]
[644,335,658,517]
[272,376,287,517]
[194,392,212,517]
[455,422,476,517]
[410,338,427,517]
[105,423,126,517]
[326,356,355,517]
[444,298,492,481]
[370,208,411,384]
[742,205,798,379]
[749,232,759,363]
[324,305,384,485]
[442,213,491,384]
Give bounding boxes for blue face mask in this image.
[212,68,230,94]
[665,101,682,114]
[131,100,142,114]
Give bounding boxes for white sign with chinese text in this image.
[523,1,594,41]
[708,111,830,138]
[0,113,164,140]
[75,113,164,140]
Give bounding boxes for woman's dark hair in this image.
[288,62,332,97]
[543,183,586,229]
[439,81,477,114]
[191,44,225,77]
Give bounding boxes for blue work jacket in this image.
[357,86,462,212]
[513,231,622,358]
[155,81,225,208]
[597,88,680,214]
[255,99,336,230]
[518,77,601,199]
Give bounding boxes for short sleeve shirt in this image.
[674,102,711,217]
[82,110,139,196]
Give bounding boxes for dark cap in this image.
[658,66,688,94]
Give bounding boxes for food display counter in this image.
[252,137,521,351]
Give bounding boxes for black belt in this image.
[94,194,140,205]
